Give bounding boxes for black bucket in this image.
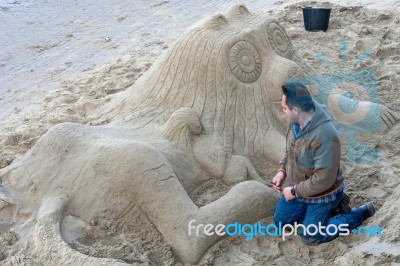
[302,6,332,32]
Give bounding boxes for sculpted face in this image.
[95,6,305,165]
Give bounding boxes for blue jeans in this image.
[273,190,364,245]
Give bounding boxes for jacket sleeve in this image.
[295,136,341,197]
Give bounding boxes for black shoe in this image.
[359,202,376,220]
[331,192,352,216]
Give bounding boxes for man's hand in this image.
[283,186,296,201]
[271,171,286,193]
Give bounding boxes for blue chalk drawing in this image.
[290,38,380,164]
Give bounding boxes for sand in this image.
[1,0,400,265]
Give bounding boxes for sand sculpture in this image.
[0,4,398,265]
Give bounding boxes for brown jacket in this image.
[279,103,344,198]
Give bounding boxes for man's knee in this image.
[273,206,303,226]
[273,205,284,225]
[273,214,281,227]
[273,212,293,227]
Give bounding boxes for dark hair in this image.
[281,82,315,112]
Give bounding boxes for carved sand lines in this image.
[121,25,208,124]
[228,40,262,83]
[265,20,294,60]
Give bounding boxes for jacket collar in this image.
[292,102,331,139]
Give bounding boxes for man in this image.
[272,82,376,245]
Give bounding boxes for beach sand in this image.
[1,0,399,265]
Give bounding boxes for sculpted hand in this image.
[271,171,285,193]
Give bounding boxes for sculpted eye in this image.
[229,40,262,83]
[265,20,294,60]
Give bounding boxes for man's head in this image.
[281,82,315,123]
